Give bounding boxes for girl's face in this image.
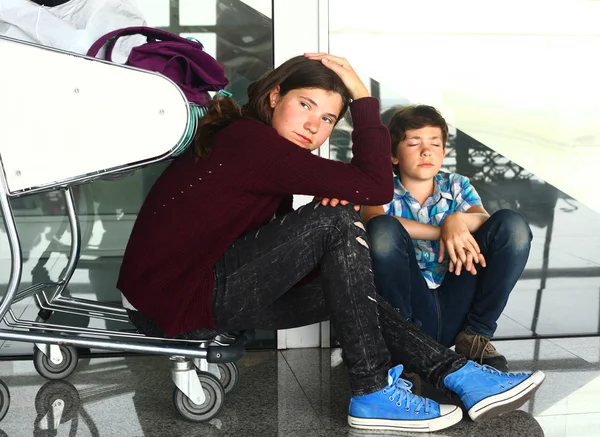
[269,86,343,151]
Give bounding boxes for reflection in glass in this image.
[328,0,600,340]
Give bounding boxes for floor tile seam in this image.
[559,252,600,266]
[546,338,600,365]
[279,351,331,431]
[495,312,535,334]
[489,357,593,370]
[536,411,600,418]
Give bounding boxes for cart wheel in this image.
[173,372,224,422]
[34,380,80,423]
[33,345,78,380]
[216,362,239,394]
[0,379,9,421]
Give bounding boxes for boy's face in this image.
[393,126,446,182]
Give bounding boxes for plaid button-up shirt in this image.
[383,173,482,289]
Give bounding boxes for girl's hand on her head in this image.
[314,197,361,211]
[304,53,370,101]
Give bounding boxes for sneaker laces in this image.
[469,335,498,363]
[383,376,431,414]
[475,363,527,378]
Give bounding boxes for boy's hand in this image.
[449,252,486,276]
[439,213,481,265]
[315,197,361,211]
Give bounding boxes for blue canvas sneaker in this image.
[444,361,545,421]
[348,364,463,432]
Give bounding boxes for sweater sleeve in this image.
[275,196,294,216]
[234,97,393,205]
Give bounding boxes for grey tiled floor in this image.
[1,337,600,436]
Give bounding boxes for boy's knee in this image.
[491,209,532,249]
[366,215,412,258]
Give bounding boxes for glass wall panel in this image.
[329,0,600,338]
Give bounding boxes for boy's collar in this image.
[394,173,453,201]
[393,174,409,197]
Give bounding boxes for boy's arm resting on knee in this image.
[398,218,441,240]
[451,174,489,233]
[452,206,490,233]
[361,205,441,240]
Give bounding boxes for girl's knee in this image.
[313,203,373,252]
[309,201,361,224]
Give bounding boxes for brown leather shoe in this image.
[455,331,508,372]
[400,371,422,396]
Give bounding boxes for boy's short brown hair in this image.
[384,105,449,175]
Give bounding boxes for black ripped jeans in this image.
[212,201,467,396]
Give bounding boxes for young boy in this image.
[361,105,532,372]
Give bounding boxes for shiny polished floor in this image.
[1,337,599,436]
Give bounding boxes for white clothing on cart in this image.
[0,0,147,63]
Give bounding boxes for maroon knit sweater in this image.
[117,97,393,336]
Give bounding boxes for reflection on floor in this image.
[0,337,599,436]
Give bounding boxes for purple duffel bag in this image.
[87,26,229,105]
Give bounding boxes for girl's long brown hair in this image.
[192,55,352,158]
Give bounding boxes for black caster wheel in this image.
[217,362,239,394]
[34,380,80,423]
[173,372,224,422]
[33,345,78,380]
[0,379,9,421]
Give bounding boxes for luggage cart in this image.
[0,35,251,423]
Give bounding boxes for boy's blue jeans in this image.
[366,210,532,347]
